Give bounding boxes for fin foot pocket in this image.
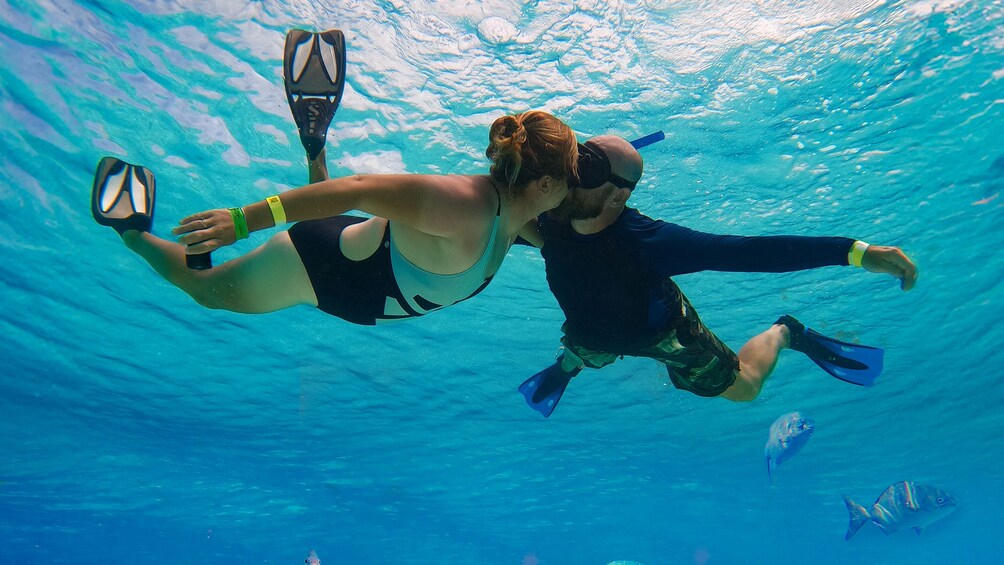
[775,315,883,387]
[91,156,155,234]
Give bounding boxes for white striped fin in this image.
[100,166,128,213]
[129,166,148,214]
[291,35,315,83]
[318,35,340,84]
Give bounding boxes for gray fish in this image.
[843,482,958,540]
[305,549,320,565]
[764,411,815,483]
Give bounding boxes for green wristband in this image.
[229,207,249,240]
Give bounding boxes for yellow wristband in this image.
[266,195,286,226]
[849,240,869,267]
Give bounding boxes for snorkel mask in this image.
[576,141,638,190]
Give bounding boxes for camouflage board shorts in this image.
[560,293,740,397]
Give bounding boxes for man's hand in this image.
[861,245,917,291]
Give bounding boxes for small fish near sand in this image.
[843,481,958,540]
[764,411,815,483]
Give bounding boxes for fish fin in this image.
[843,495,870,541]
[517,362,578,418]
[914,527,924,536]
[777,315,884,387]
[766,457,773,484]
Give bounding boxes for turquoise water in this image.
[1,0,1002,563]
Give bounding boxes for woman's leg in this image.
[118,142,335,312]
[308,148,329,183]
[120,230,317,313]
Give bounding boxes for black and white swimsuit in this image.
[288,193,502,325]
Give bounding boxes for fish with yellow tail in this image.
[843,481,957,540]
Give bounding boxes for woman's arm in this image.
[174,174,486,254]
[265,174,483,235]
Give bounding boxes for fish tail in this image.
[843,495,869,541]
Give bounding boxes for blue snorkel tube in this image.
[629,130,665,150]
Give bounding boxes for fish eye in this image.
[936,497,945,504]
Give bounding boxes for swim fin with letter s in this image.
[776,315,883,387]
[284,29,347,160]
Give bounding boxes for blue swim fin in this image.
[518,362,579,418]
[284,29,347,160]
[776,315,883,387]
[91,156,155,235]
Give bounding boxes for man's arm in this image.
[630,215,916,290]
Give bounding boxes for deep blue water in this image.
[1,1,1002,563]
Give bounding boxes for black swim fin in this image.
[776,315,883,387]
[518,362,580,418]
[284,29,347,160]
[91,156,155,234]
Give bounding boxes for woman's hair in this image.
[485,110,577,194]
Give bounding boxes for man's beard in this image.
[549,187,611,221]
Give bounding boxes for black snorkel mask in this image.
[576,141,638,190]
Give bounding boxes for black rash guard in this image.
[538,208,854,352]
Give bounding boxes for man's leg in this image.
[720,322,790,402]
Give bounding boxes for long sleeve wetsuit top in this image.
[538,208,854,352]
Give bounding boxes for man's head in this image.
[552,135,643,221]
[576,135,643,191]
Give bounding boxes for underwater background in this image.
[1,0,1002,563]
